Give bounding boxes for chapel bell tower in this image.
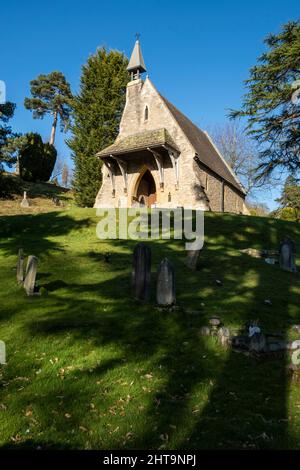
[127,35,147,80]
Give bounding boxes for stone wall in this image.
[224,184,244,214]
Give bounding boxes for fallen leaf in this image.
[79,426,88,432]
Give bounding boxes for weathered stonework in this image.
[94,76,248,214]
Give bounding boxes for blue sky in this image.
[2,0,299,209]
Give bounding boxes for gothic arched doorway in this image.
[136,170,156,207]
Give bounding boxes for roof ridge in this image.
[203,130,245,193]
[158,92,246,194]
[159,94,204,134]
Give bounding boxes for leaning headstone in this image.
[23,256,39,295]
[16,249,24,285]
[20,191,30,208]
[0,340,6,364]
[279,236,297,272]
[156,258,176,307]
[132,243,151,302]
[185,250,200,270]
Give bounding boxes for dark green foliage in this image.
[0,172,22,198]
[67,47,129,206]
[0,102,19,196]
[24,71,73,145]
[19,133,57,182]
[0,102,16,171]
[274,175,300,221]
[231,20,300,179]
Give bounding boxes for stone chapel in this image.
[94,39,248,214]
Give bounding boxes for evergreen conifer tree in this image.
[67,47,128,206]
[231,20,300,179]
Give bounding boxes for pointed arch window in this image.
[144,106,149,121]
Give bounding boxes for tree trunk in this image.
[15,156,20,176]
[50,111,58,146]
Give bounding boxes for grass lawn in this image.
[0,173,74,216]
[1,208,300,449]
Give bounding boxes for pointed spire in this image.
[127,36,147,80]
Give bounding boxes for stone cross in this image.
[185,249,200,270]
[20,191,30,208]
[279,236,297,272]
[156,258,176,307]
[24,256,38,295]
[0,340,6,364]
[16,248,24,284]
[132,243,151,302]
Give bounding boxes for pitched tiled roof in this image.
[96,128,179,157]
[159,95,245,194]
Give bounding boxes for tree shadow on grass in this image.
[0,211,93,256]
[1,212,300,449]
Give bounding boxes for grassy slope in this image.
[0,209,300,450]
[0,173,74,216]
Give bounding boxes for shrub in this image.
[19,133,57,182]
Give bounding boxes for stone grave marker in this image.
[0,340,6,365]
[156,258,176,307]
[132,243,151,302]
[24,256,39,295]
[279,236,297,272]
[185,249,200,270]
[20,191,30,208]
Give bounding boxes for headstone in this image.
[0,340,6,364]
[279,236,297,272]
[249,332,267,353]
[20,191,30,208]
[185,250,200,270]
[52,197,61,206]
[16,249,24,284]
[156,258,176,307]
[132,243,151,302]
[23,256,38,295]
